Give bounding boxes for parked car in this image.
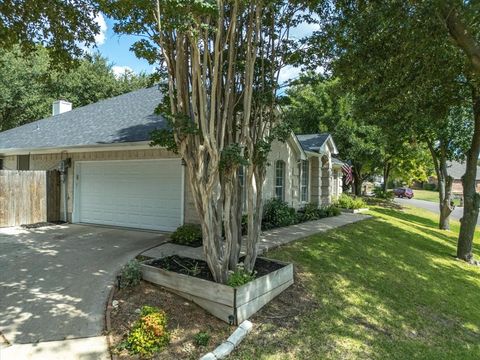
[394,187,414,199]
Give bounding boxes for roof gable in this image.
[447,161,480,180]
[0,86,167,153]
[296,133,339,155]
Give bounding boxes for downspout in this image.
[58,158,71,222]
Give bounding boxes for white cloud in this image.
[278,65,302,84]
[93,13,107,46]
[112,65,134,78]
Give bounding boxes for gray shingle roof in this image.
[0,86,167,152]
[296,133,331,152]
[447,161,480,180]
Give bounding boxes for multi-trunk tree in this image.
[102,0,309,283]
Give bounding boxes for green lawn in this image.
[232,206,480,360]
[412,189,461,206]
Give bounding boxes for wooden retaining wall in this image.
[0,170,61,227]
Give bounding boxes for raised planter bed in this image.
[141,256,293,325]
[340,208,369,214]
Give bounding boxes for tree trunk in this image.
[382,162,391,192]
[352,165,363,196]
[457,92,480,262]
[427,140,454,230]
[243,163,266,272]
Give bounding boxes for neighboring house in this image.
[0,86,343,231]
[424,161,480,195]
[447,161,480,195]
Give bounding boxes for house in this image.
[422,161,480,196]
[447,161,480,195]
[0,86,343,231]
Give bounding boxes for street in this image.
[394,197,480,225]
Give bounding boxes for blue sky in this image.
[93,15,153,76]
[93,13,319,82]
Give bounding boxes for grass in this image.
[232,205,480,360]
[412,189,461,206]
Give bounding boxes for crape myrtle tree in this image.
[101,0,311,283]
[309,1,479,258]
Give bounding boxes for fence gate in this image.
[0,170,61,227]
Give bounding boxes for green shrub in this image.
[227,263,256,287]
[193,331,211,347]
[119,260,142,289]
[372,187,394,200]
[299,202,321,221]
[171,224,202,246]
[126,306,169,356]
[324,205,341,217]
[336,193,366,209]
[262,198,297,230]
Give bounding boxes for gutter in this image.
[0,141,159,156]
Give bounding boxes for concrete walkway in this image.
[142,212,371,260]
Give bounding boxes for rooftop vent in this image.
[52,100,72,116]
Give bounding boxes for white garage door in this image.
[74,159,183,231]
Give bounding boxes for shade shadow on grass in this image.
[231,206,480,360]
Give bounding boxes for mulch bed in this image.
[147,255,284,282]
[109,282,232,359]
[109,265,316,360]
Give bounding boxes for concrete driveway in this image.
[0,224,166,349]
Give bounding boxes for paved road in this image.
[0,224,166,358]
[395,197,480,225]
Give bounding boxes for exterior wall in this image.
[263,139,302,208]
[28,148,191,223]
[3,155,17,170]
[452,179,480,194]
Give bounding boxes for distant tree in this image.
[0,0,100,64]
[309,1,479,252]
[285,75,411,195]
[0,46,149,132]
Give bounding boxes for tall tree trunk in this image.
[382,162,391,192]
[457,91,480,261]
[428,140,454,230]
[352,164,363,195]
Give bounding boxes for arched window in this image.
[275,160,286,201]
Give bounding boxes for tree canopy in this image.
[0,0,101,64]
[0,46,149,132]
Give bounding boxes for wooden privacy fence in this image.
[0,170,61,227]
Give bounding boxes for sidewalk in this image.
[142,212,371,259]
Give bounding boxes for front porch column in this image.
[310,157,321,204]
[320,155,331,205]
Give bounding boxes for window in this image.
[275,160,285,201]
[17,155,30,170]
[300,160,309,202]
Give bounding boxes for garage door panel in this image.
[76,160,182,231]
